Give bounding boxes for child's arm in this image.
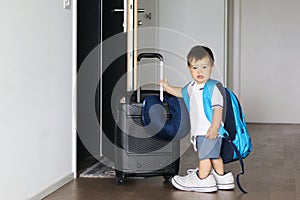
[206,107,223,140]
[158,76,183,97]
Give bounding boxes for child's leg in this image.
[198,159,212,179]
[211,157,235,190]
[211,157,224,175]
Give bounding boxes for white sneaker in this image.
[211,169,235,190]
[171,169,217,193]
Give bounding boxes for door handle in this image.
[137,8,145,13]
[111,8,145,13]
[111,8,125,13]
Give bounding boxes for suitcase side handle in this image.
[137,53,164,62]
[136,53,164,103]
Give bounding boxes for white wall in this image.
[137,0,226,91]
[240,0,300,123]
[157,0,226,87]
[0,0,73,199]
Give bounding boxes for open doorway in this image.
[77,0,100,174]
[76,0,126,175]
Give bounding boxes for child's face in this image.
[188,56,214,84]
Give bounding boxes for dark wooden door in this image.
[101,0,127,160]
[77,0,126,164]
[77,0,101,163]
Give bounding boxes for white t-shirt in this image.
[187,81,223,150]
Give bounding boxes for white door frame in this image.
[227,0,241,97]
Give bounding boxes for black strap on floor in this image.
[224,136,248,194]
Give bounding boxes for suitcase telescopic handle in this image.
[136,53,164,103]
[137,53,164,62]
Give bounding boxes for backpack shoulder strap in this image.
[203,79,228,137]
[202,79,218,121]
[204,79,219,96]
[224,135,248,193]
[181,82,191,112]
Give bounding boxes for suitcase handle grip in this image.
[137,53,164,62]
[137,53,164,103]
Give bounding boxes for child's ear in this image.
[211,64,215,70]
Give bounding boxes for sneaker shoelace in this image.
[186,168,198,174]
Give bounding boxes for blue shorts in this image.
[196,135,222,160]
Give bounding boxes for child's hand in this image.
[157,77,183,97]
[206,127,218,140]
[158,76,169,89]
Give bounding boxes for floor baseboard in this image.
[30,173,74,200]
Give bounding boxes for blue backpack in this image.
[182,79,252,193]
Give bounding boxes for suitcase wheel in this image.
[163,174,172,181]
[115,171,126,185]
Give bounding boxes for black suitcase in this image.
[114,53,180,184]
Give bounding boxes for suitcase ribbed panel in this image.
[115,150,180,174]
[116,102,174,153]
[127,135,171,153]
[128,155,173,172]
[120,102,170,116]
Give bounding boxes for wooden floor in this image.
[44,124,300,200]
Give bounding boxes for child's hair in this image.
[187,45,215,66]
